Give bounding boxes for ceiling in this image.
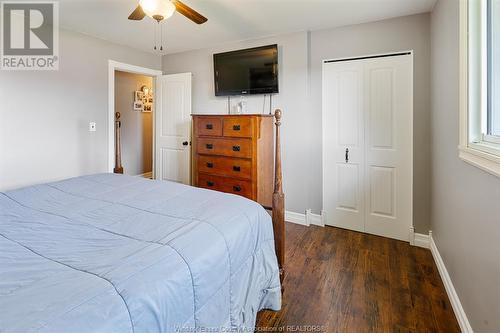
[58,0,437,55]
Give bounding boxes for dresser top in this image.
[191,114,274,117]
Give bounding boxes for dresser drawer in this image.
[198,173,253,199]
[197,137,252,158]
[197,117,222,136]
[223,117,254,138]
[198,155,252,179]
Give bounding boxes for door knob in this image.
[182,141,189,146]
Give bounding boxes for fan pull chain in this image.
[160,22,163,51]
[154,22,158,51]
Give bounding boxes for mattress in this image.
[0,173,281,333]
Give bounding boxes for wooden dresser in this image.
[192,114,274,208]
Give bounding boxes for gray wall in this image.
[310,13,431,233]
[115,71,153,176]
[0,29,161,190]
[162,13,431,233]
[430,1,500,332]
[162,32,310,214]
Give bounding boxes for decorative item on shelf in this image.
[230,96,246,115]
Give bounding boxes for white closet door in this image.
[322,60,365,232]
[155,73,192,184]
[363,55,412,241]
[322,54,413,241]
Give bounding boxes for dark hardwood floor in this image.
[256,223,460,333]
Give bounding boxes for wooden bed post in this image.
[272,109,285,286]
[114,112,124,174]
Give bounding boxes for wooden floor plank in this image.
[256,223,460,333]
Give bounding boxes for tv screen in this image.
[214,44,278,96]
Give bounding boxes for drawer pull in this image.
[206,144,214,149]
[232,145,241,152]
[233,125,241,131]
[206,124,213,130]
[207,181,215,187]
[233,185,242,192]
[206,162,214,168]
[233,166,241,172]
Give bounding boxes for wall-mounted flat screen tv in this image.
[214,44,279,96]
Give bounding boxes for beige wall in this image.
[430,0,500,331]
[0,29,161,190]
[162,13,432,233]
[115,71,153,176]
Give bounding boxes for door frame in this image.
[107,60,163,174]
[321,50,414,241]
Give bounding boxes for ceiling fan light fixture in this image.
[139,0,176,21]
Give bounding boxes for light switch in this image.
[89,122,96,132]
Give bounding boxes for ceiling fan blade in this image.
[172,0,208,24]
[128,5,146,20]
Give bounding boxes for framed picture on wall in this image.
[134,91,144,101]
[133,100,143,111]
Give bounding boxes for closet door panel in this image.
[364,55,412,241]
[322,61,365,232]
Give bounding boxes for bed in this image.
[0,112,285,333]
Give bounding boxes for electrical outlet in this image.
[89,122,96,132]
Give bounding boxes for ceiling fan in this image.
[128,0,207,24]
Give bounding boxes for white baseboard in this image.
[414,233,430,248]
[430,232,473,333]
[306,209,325,226]
[285,210,324,227]
[409,227,431,249]
[285,211,308,226]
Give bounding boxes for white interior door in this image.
[322,54,413,241]
[363,56,412,241]
[155,73,192,184]
[322,61,365,232]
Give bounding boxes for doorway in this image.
[108,60,162,177]
[114,71,154,178]
[322,52,413,241]
[108,61,192,184]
